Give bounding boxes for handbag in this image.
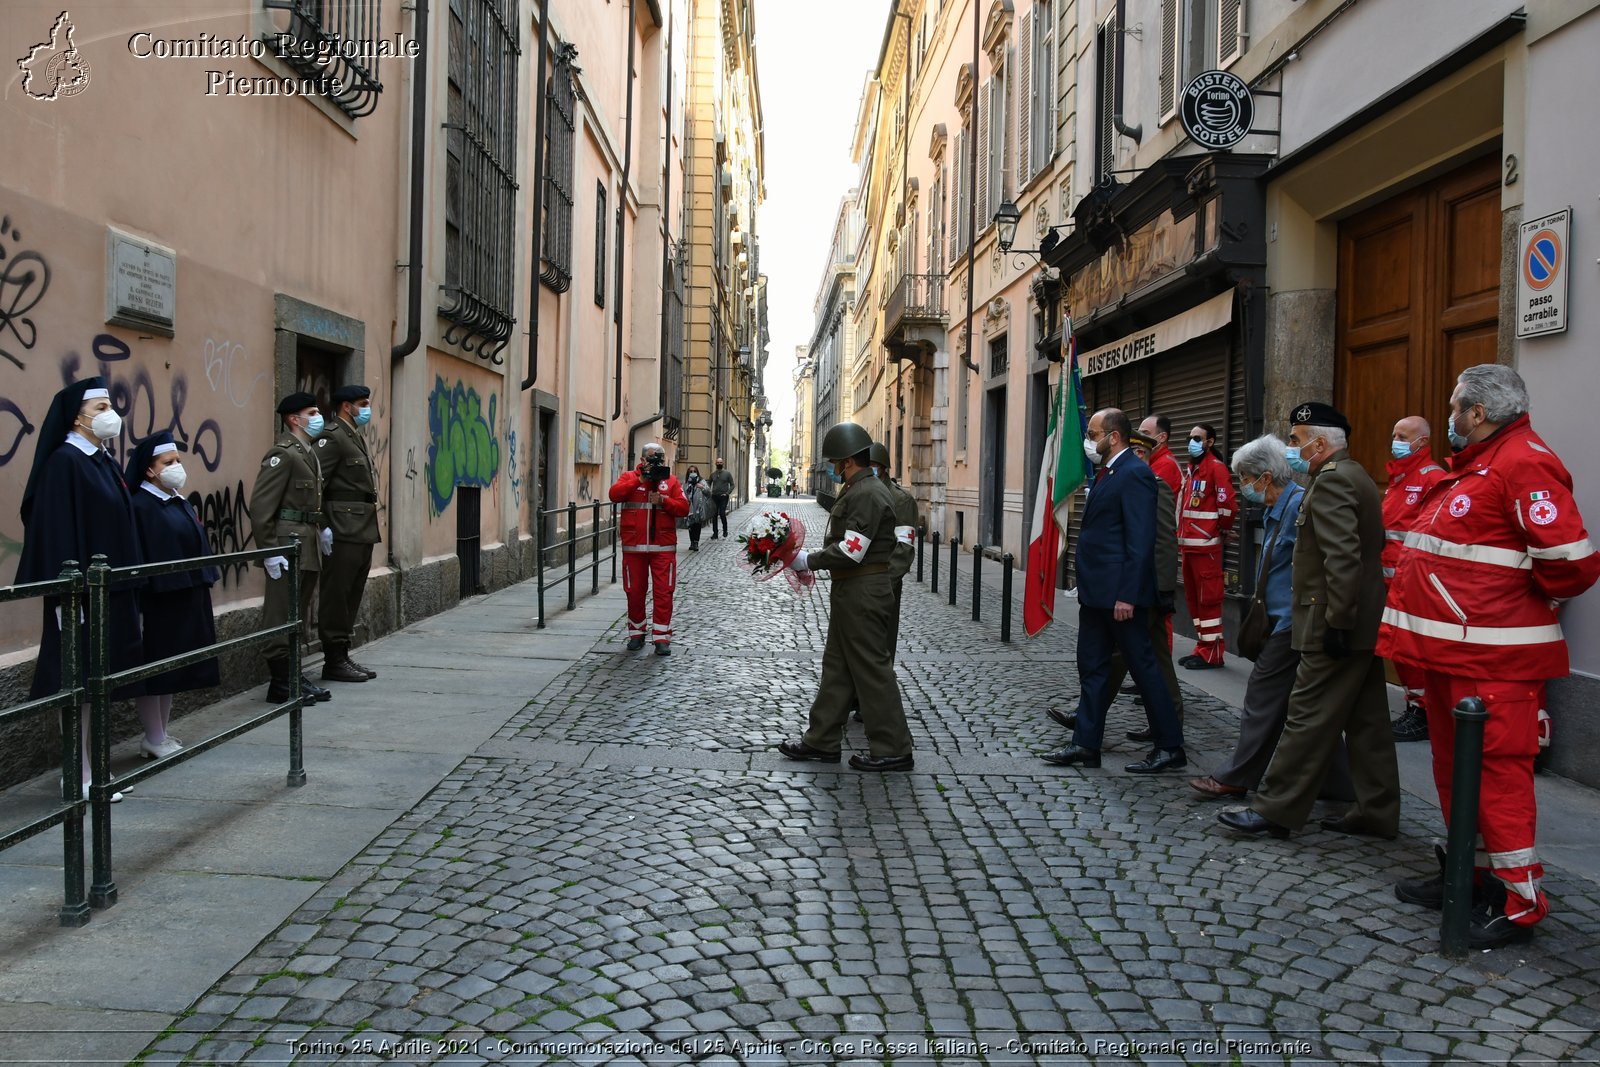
[1237,510,1286,661]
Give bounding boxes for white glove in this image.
[264,556,288,580]
[789,550,810,574]
[319,527,333,556]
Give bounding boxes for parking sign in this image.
[1516,208,1570,338]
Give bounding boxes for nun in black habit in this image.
[16,377,146,799]
[125,431,221,760]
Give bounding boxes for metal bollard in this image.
[948,536,959,606]
[567,501,578,611]
[591,500,602,595]
[1441,696,1490,958]
[916,522,925,583]
[536,507,547,629]
[971,542,982,622]
[1001,553,1014,643]
[930,531,941,595]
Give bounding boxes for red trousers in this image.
[1182,551,1225,663]
[622,549,676,643]
[1421,670,1548,926]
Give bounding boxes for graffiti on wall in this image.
[0,215,50,371]
[505,425,524,511]
[187,479,254,586]
[202,336,268,409]
[425,375,500,516]
[73,333,227,471]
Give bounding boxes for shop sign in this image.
[1516,208,1569,338]
[1181,70,1255,151]
[1080,290,1234,377]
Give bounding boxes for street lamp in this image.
[994,199,1023,252]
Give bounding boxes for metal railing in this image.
[0,541,305,923]
[885,272,948,333]
[535,501,620,628]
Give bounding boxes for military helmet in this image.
[868,441,891,469]
[820,421,873,462]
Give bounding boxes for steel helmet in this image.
[820,421,873,462]
[868,441,891,470]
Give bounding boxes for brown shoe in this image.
[1189,775,1246,799]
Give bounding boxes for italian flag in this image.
[1022,320,1091,637]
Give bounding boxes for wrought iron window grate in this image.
[540,44,578,293]
[263,0,384,117]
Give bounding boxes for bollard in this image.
[86,555,116,910]
[286,537,306,789]
[930,531,941,595]
[536,506,547,629]
[948,536,959,606]
[971,542,982,622]
[916,522,925,583]
[567,501,579,611]
[591,500,602,595]
[1001,553,1014,643]
[1441,696,1490,958]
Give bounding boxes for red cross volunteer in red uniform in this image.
[1382,416,1448,743]
[1178,423,1235,668]
[1380,364,1600,948]
[609,443,690,655]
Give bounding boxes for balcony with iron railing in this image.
[884,273,948,364]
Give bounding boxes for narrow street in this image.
[122,500,1600,1066]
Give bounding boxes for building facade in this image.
[804,195,859,496]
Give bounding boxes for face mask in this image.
[1390,439,1413,460]
[826,461,844,484]
[1083,437,1103,466]
[1447,410,1472,452]
[303,413,325,438]
[158,463,187,491]
[1286,443,1311,475]
[1239,477,1265,505]
[1187,438,1205,459]
[85,409,122,441]
[354,406,372,427]
[716,463,724,470]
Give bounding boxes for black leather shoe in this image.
[299,676,333,703]
[1395,845,1448,910]
[1041,744,1100,768]
[1319,814,1398,839]
[1178,654,1203,668]
[321,659,369,683]
[1217,808,1290,838]
[849,752,914,772]
[778,739,841,763]
[266,680,293,703]
[1467,895,1535,949]
[654,642,672,657]
[1126,747,1187,773]
[1046,707,1078,730]
[1184,658,1224,671]
[1126,727,1153,742]
[347,658,378,679]
[626,635,646,651]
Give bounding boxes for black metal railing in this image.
[0,565,88,926]
[885,272,947,333]
[535,501,620,628]
[263,0,384,117]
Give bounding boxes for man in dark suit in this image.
[1042,408,1186,773]
[1218,401,1399,839]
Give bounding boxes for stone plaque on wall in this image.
[106,227,176,335]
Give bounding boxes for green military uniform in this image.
[802,468,914,758]
[1252,448,1399,833]
[250,431,324,665]
[1103,473,1184,715]
[316,414,380,663]
[881,473,918,650]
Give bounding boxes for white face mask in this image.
[1083,437,1103,466]
[85,409,122,441]
[157,463,187,491]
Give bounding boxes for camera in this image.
[641,457,670,487]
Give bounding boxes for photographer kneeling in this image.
[609,442,690,655]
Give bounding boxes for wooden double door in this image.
[1336,153,1502,473]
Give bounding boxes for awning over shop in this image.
[1078,290,1234,378]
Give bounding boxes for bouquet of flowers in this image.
[735,510,815,591]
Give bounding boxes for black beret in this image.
[276,391,319,416]
[331,384,371,405]
[1289,400,1351,435]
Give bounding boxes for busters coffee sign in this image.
[1180,70,1254,151]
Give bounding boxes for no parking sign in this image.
[1516,208,1570,338]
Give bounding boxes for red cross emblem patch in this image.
[845,536,862,553]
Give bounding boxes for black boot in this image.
[265,659,293,703]
[321,644,369,683]
[300,675,333,702]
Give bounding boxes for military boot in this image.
[265,659,293,703]
[321,645,369,683]
[300,675,333,702]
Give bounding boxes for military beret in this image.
[1289,400,1351,434]
[1128,430,1158,451]
[276,391,319,415]
[331,384,371,405]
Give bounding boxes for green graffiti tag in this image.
[426,376,500,515]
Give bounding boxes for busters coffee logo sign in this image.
[1180,70,1254,151]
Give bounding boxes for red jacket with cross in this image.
[1381,449,1447,580]
[1378,415,1600,680]
[609,468,689,548]
[1178,449,1234,554]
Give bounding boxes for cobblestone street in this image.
[143,501,1600,1066]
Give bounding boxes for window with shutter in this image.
[1159,0,1178,122]
[1035,0,1055,177]
[1218,0,1245,68]
[1096,15,1116,183]
[952,128,968,266]
[1018,13,1032,187]
[976,88,989,232]
[1002,47,1015,201]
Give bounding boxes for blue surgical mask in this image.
[1447,411,1471,452]
[1390,439,1412,460]
[354,406,372,427]
[1240,478,1266,505]
[1286,443,1310,474]
[1187,439,1205,459]
[826,461,844,484]
[304,413,324,438]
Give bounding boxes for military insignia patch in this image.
[1448,494,1472,518]
[1529,500,1559,526]
[1529,491,1551,502]
[268,456,281,468]
[318,439,328,448]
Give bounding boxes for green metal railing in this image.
[0,564,89,926]
[535,501,620,628]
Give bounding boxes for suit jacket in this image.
[1074,448,1160,610]
[1290,449,1387,652]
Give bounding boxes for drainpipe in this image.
[961,0,980,375]
[1113,0,1143,145]
[628,410,664,467]
[521,0,552,391]
[613,0,638,419]
[656,11,675,412]
[392,0,428,362]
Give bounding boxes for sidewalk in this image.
[0,496,1596,1065]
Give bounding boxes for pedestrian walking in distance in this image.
[609,443,689,655]
[707,456,734,538]
[781,421,914,771]
[317,383,382,684]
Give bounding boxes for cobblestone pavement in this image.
[142,501,1600,1065]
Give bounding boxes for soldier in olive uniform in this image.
[850,442,918,723]
[317,384,381,683]
[1218,401,1399,839]
[250,392,332,704]
[779,422,915,771]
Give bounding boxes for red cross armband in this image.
[839,529,871,562]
